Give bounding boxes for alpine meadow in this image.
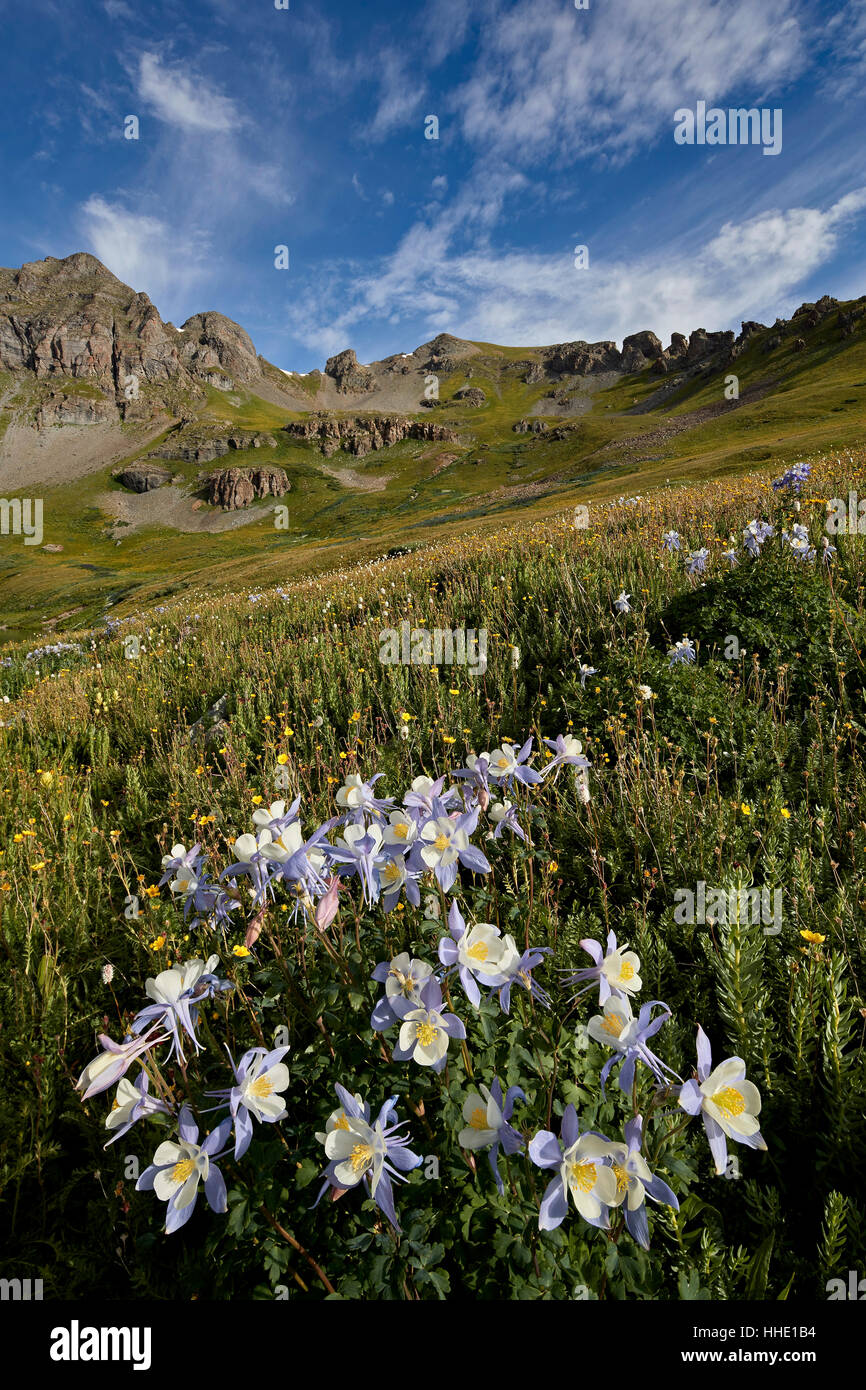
[1,0,865,1332]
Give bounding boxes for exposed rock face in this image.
[621,330,664,372]
[178,311,260,387]
[206,466,290,510]
[0,253,272,415]
[284,414,458,458]
[543,340,621,376]
[513,419,548,434]
[685,328,735,365]
[115,463,173,493]
[454,386,486,406]
[324,349,374,394]
[149,432,278,463]
[35,391,117,428]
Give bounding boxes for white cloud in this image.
[78,196,211,310]
[291,186,866,355]
[368,50,426,139]
[136,52,242,134]
[454,0,806,163]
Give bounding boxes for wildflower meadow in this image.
[2,455,865,1307]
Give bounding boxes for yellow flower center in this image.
[602,1013,624,1038]
[497,757,509,769]
[713,1086,746,1118]
[394,823,409,839]
[469,1106,489,1130]
[382,861,400,884]
[612,1163,630,1194]
[333,1114,350,1130]
[620,961,635,981]
[466,941,489,962]
[248,1074,274,1098]
[434,833,449,851]
[171,1158,195,1184]
[350,1143,372,1174]
[569,1161,597,1192]
[416,1021,439,1047]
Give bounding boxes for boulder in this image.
[115,463,173,493]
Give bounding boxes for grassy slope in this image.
[2,304,865,645]
[1,451,865,1298]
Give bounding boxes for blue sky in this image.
[1,0,865,372]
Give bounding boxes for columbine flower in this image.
[685,547,709,576]
[393,977,466,1072]
[328,821,385,905]
[743,519,773,557]
[486,739,542,787]
[403,774,460,815]
[722,547,739,567]
[614,591,632,614]
[564,930,642,1004]
[668,637,696,667]
[677,1025,767,1175]
[130,955,231,1062]
[784,523,816,562]
[492,943,552,1013]
[336,773,393,821]
[578,662,597,689]
[217,1046,290,1159]
[582,1116,679,1249]
[136,1106,231,1235]
[252,797,301,832]
[821,535,836,565]
[662,531,680,552]
[587,996,678,1095]
[382,809,419,850]
[103,1070,173,1145]
[158,842,203,888]
[543,733,590,778]
[458,1079,525,1193]
[370,951,434,1030]
[438,901,519,1008]
[314,1084,422,1230]
[414,806,490,892]
[772,461,811,493]
[488,800,527,842]
[376,851,421,911]
[76,1023,170,1100]
[529,1105,617,1231]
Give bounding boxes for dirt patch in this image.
[96,483,280,535]
[0,418,173,491]
[320,464,394,492]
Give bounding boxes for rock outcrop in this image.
[453,386,486,406]
[148,432,278,464]
[0,253,282,417]
[115,463,173,493]
[324,349,374,394]
[206,466,290,510]
[284,414,458,458]
[35,391,118,429]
